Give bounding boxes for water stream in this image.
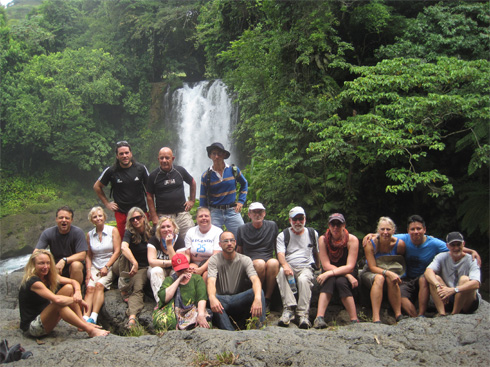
[168,80,239,198]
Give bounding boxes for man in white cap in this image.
[237,202,280,311]
[424,232,481,316]
[276,206,319,328]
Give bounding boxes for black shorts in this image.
[400,276,424,301]
[320,275,355,299]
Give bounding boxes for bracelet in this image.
[382,269,387,276]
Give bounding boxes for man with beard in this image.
[147,147,196,239]
[237,202,280,312]
[425,232,481,316]
[276,207,319,329]
[207,231,265,330]
[94,141,149,238]
[35,206,87,285]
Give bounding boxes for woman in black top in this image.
[116,206,152,328]
[19,249,109,337]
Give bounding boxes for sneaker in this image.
[298,315,311,329]
[278,308,295,327]
[87,318,96,324]
[313,316,327,329]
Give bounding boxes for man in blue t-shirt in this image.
[365,214,480,317]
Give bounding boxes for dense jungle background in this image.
[0,0,488,270]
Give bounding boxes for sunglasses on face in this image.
[292,216,305,222]
[130,215,143,223]
[329,221,343,227]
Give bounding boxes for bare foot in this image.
[88,327,110,337]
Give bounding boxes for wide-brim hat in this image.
[206,142,230,159]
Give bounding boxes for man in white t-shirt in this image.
[425,232,481,316]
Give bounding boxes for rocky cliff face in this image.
[2,272,489,366]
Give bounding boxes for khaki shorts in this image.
[87,265,114,289]
[28,314,48,337]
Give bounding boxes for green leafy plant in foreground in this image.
[193,351,238,366]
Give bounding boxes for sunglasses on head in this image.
[130,215,143,223]
[221,239,236,244]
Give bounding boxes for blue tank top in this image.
[371,238,399,259]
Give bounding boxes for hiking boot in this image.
[298,315,311,329]
[278,308,295,327]
[313,316,327,329]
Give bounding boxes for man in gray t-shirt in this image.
[425,232,481,315]
[35,206,87,285]
[276,206,319,329]
[237,202,279,309]
[207,231,265,330]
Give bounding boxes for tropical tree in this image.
[2,48,124,171]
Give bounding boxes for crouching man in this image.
[424,232,481,316]
[207,231,265,330]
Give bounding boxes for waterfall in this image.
[167,80,239,199]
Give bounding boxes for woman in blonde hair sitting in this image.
[147,216,185,304]
[361,217,406,323]
[18,249,109,338]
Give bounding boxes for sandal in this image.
[126,317,137,329]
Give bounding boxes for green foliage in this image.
[123,321,147,337]
[377,1,490,61]
[0,172,60,217]
[2,47,123,171]
[310,57,490,198]
[193,351,238,366]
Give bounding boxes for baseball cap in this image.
[249,202,266,211]
[172,253,189,272]
[328,213,345,223]
[289,206,305,218]
[446,232,464,244]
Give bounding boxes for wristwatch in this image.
[62,257,67,263]
[454,287,459,293]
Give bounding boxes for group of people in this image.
[19,141,482,338]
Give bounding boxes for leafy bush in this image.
[0,172,60,217]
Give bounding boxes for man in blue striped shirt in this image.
[199,142,248,237]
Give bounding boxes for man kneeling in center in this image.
[207,231,266,330]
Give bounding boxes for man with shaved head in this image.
[147,147,196,239]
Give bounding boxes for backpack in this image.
[205,164,238,205]
[0,339,32,364]
[282,227,319,270]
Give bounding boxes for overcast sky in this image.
[1,0,12,7]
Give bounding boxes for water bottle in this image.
[287,275,297,294]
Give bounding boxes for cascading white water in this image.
[168,80,239,199]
